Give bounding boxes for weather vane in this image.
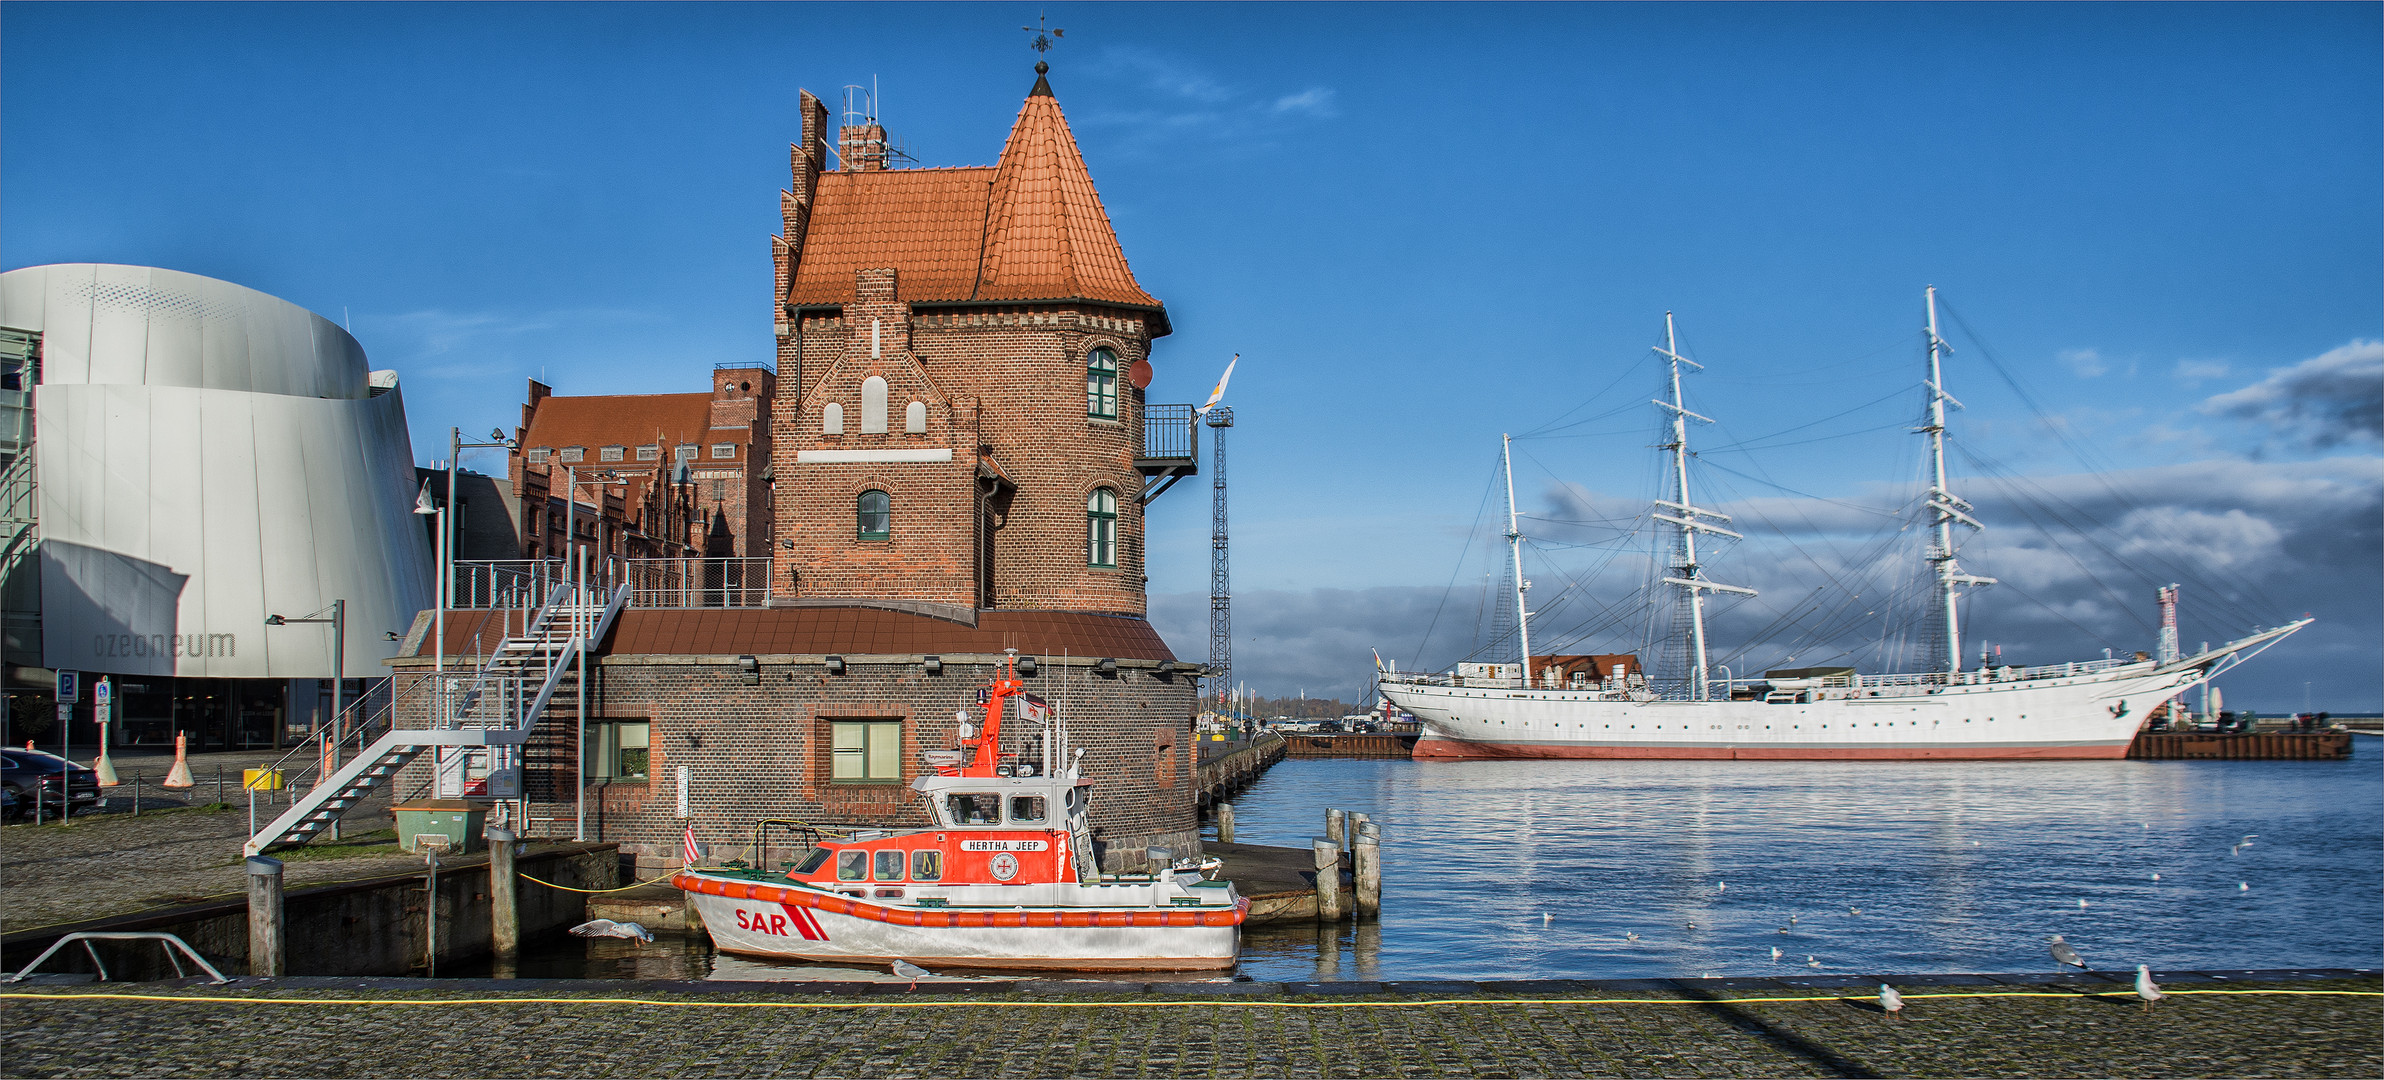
[1023,12,1064,55]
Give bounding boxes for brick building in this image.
[509,365,777,564]
[393,65,1208,875]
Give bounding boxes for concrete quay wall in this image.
[1,844,617,980]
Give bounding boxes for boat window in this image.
[911,850,943,881]
[837,850,869,881]
[874,849,904,881]
[1009,795,1048,823]
[792,847,833,875]
[946,793,1001,825]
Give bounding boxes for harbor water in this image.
[470,754,2383,982]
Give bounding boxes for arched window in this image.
[1087,488,1117,568]
[857,490,891,540]
[822,402,844,435]
[1086,347,1118,419]
[904,400,927,434]
[861,376,889,433]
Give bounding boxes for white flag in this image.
[1195,354,1238,415]
[412,479,437,516]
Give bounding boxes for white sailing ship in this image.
[1379,290,2307,761]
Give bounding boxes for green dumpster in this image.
[393,799,486,855]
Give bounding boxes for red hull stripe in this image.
[670,873,1248,928]
[1410,738,2131,761]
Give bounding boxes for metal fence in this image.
[451,557,773,610]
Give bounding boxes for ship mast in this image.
[1501,433,1533,681]
[1651,313,1755,700]
[1922,286,1995,675]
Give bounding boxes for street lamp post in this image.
[266,599,345,839]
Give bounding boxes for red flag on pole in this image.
[682,826,701,867]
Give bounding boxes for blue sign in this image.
[55,670,78,703]
[95,677,112,708]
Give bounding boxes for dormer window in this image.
[675,445,698,463]
[559,447,584,463]
[711,443,736,459]
[600,445,624,462]
[637,445,660,461]
[526,448,551,464]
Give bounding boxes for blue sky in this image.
[6,2,2378,708]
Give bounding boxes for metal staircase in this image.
[245,581,628,855]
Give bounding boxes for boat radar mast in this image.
[1651,312,1756,701]
[1922,286,1996,675]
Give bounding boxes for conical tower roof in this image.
[972,69,1159,308]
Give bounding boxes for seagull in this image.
[1879,983,1905,1021]
[2048,935,2087,972]
[1789,914,1799,926]
[2134,965,2164,1015]
[2151,873,2161,881]
[1849,908,1862,916]
[1806,956,1821,968]
[1543,912,1553,926]
[2239,881,2249,892]
[892,959,934,991]
[568,919,653,942]
[1625,931,1640,942]
[1771,946,1783,960]
[1717,881,1727,893]
[2230,845,2241,857]
[2078,899,2089,909]
[2240,835,2257,846]
[1778,926,1791,934]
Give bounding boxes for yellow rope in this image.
[0,988,2373,1011]
[514,868,684,894]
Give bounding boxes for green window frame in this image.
[830,719,902,783]
[1087,347,1118,419]
[1087,488,1117,568]
[857,490,891,540]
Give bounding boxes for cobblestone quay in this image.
[4,973,2376,1077]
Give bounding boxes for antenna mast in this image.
[1207,405,1234,708]
[1651,313,1754,700]
[1922,286,1995,675]
[1501,434,1532,679]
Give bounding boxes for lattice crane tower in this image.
[1206,405,1234,708]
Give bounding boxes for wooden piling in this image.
[487,826,520,963]
[1312,838,1343,922]
[1354,833,1381,917]
[245,855,285,977]
[1218,802,1235,845]
[1326,808,1346,847]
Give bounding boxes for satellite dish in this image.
[1127,359,1153,389]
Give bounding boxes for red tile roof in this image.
[429,606,1179,662]
[520,393,723,455]
[786,88,1159,311]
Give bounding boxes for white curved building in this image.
[1,264,430,719]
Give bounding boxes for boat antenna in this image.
[1652,312,1755,700]
[1922,286,1996,675]
[1501,433,1534,681]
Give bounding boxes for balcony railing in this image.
[450,557,773,610]
[1139,404,1198,462]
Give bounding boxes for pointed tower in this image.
[772,63,1177,620]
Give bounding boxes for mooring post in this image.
[1312,837,1343,922]
[1351,812,1370,846]
[1354,830,1382,917]
[423,849,442,978]
[1326,808,1346,847]
[246,855,285,977]
[487,826,520,965]
[1217,802,1235,845]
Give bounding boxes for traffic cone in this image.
[162,732,195,788]
[94,724,120,787]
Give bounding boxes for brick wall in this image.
[394,652,1200,876]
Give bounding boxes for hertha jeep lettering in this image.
[961,839,1048,852]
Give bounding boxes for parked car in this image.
[1,749,101,817]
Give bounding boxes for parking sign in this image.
[95,678,112,708]
[56,670,78,703]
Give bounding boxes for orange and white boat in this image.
[674,652,1247,971]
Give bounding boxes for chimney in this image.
[838,122,889,171]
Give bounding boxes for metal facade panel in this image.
[9,263,431,680]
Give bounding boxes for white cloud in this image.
[2200,339,2384,449]
[1270,88,1338,118]
[2059,347,2109,378]
[2173,359,2231,385]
